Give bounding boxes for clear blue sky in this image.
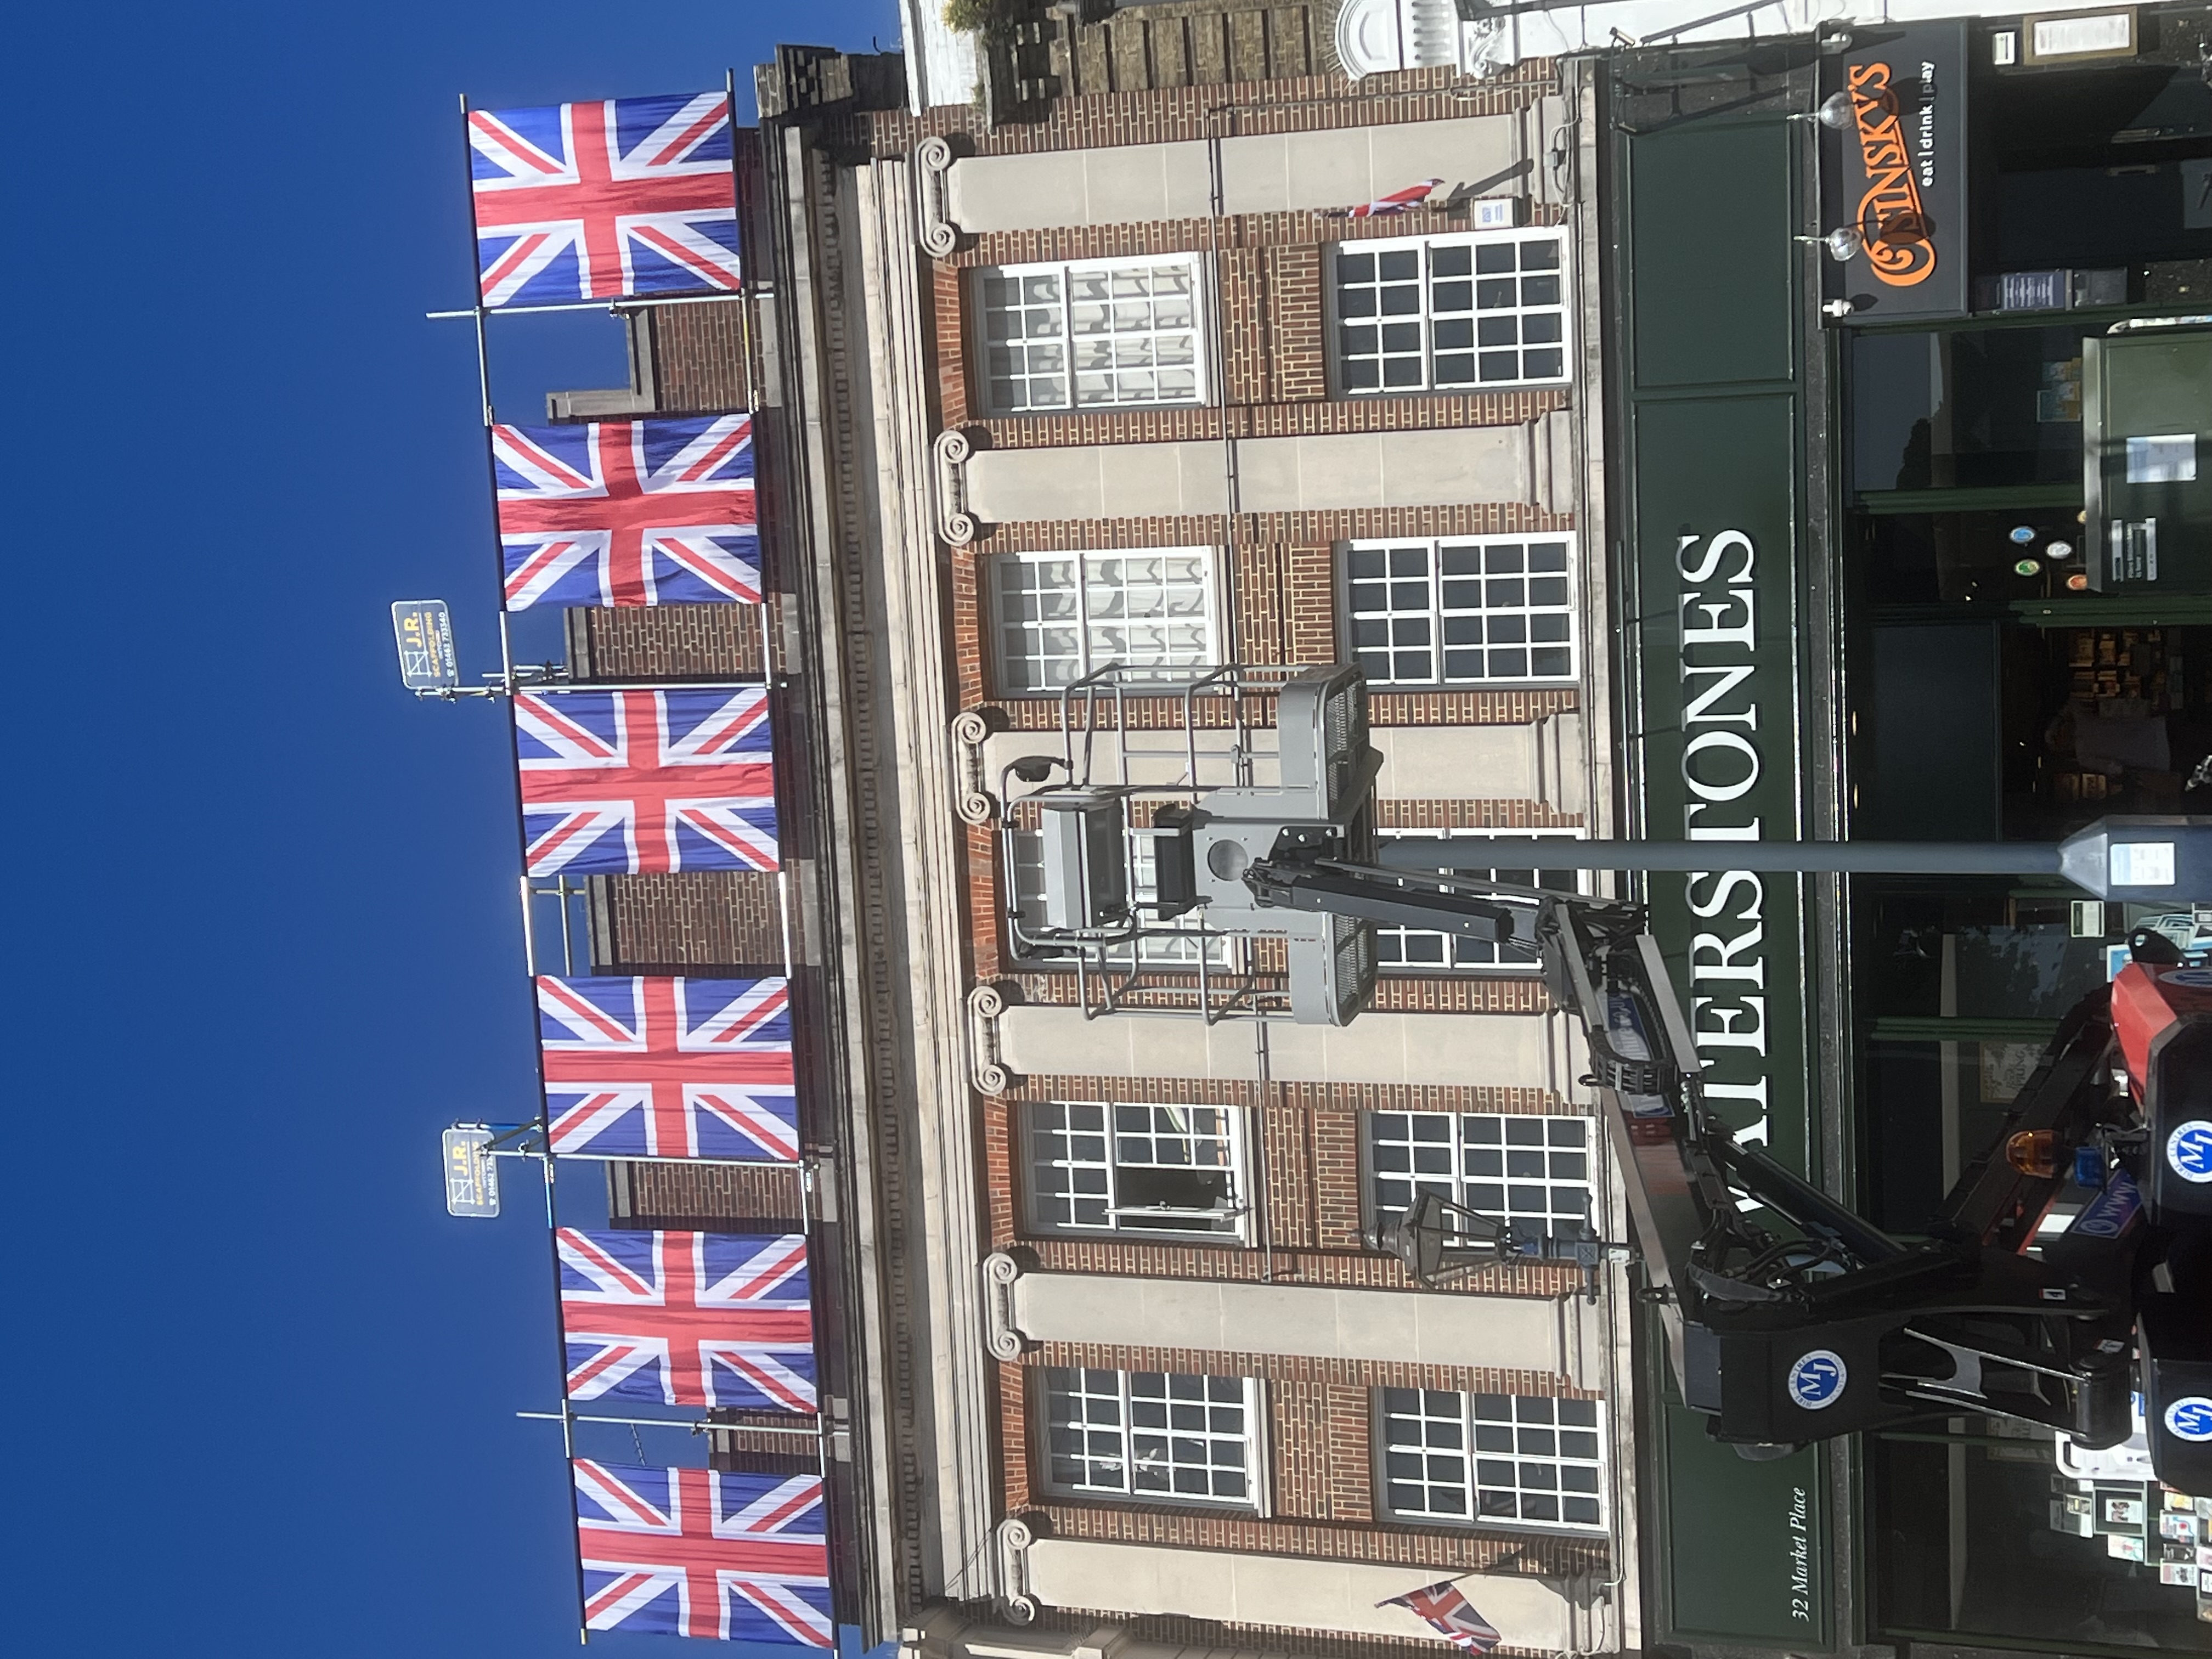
[4,3,892,1653]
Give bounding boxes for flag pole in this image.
[517,1409,825,1438]
[459,87,593,1649]
[423,291,748,322]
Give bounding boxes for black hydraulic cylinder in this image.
[1376,838,2068,877]
[1245,862,1516,939]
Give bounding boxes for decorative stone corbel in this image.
[952,708,1000,826]
[967,981,1014,1096]
[992,1513,1040,1624]
[933,427,979,547]
[916,136,961,259]
[982,1250,1028,1361]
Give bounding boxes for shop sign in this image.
[1820,20,1970,321]
[1634,398,1830,1647]
[1634,399,1814,1184]
[392,599,460,691]
[1621,111,1829,1649]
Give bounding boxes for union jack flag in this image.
[469,91,740,309]
[560,1229,815,1412]
[516,688,777,877]
[495,416,759,610]
[539,975,797,1163]
[574,1460,831,1645]
[1379,1579,1502,1652]
[1331,177,1444,219]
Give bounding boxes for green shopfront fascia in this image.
[1607,18,2212,1658]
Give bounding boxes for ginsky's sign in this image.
[1821,20,1970,320]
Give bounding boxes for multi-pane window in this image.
[1367,1110,1594,1232]
[1025,1099,1246,1237]
[1345,537,1576,685]
[1379,1389,1606,1530]
[1371,832,1583,970]
[991,548,1217,693]
[1043,1368,1257,1505]
[977,257,1206,413]
[1332,232,1568,393]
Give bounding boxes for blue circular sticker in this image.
[1787,1349,1848,1410]
[2168,1120,2212,1184]
[2009,524,2037,544]
[2165,1397,2212,1442]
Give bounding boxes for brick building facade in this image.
[558,9,1630,1656]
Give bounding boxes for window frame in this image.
[987,545,1225,698]
[970,253,1214,416]
[1339,534,1581,689]
[1360,1106,1599,1243]
[1037,1367,1266,1512]
[1372,1387,1609,1534]
[1019,1096,1255,1243]
[1368,828,1588,974]
[1325,228,1572,397]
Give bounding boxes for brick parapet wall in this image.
[596,872,786,972]
[650,303,753,414]
[863,62,1557,157]
[611,1161,806,1231]
[573,604,766,680]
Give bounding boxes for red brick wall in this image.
[865,62,1556,157]
[597,871,787,972]
[616,1161,807,1231]
[651,303,754,413]
[574,603,767,680]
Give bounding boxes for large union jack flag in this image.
[495,416,759,610]
[516,688,776,877]
[574,1460,831,1645]
[560,1229,815,1412]
[539,975,797,1163]
[469,92,740,309]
